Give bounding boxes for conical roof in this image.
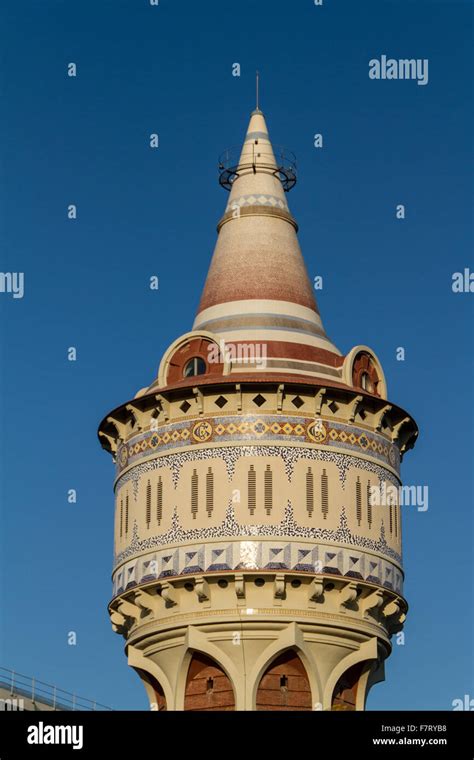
[193,109,343,380]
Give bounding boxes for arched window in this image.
[256,650,312,711]
[352,352,380,397]
[166,337,223,385]
[183,357,207,377]
[184,653,235,711]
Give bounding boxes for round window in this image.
[183,357,207,378]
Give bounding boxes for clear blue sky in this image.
[0,0,472,710]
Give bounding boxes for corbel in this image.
[338,581,358,609]
[109,609,127,634]
[134,589,160,616]
[235,384,242,413]
[391,416,410,443]
[194,576,210,605]
[125,404,151,432]
[308,577,324,603]
[381,598,401,620]
[116,598,140,623]
[277,384,285,414]
[149,408,161,432]
[193,387,204,416]
[349,395,363,423]
[314,388,326,416]
[374,404,392,432]
[106,416,128,444]
[159,581,177,608]
[274,573,286,605]
[154,394,170,423]
[400,429,418,456]
[234,573,245,602]
[98,431,118,454]
[360,589,384,619]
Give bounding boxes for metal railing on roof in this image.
[0,667,112,711]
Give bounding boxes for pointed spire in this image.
[194,109,342,380]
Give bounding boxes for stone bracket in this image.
[349,395,363,423]
[98,431,118,454]
[360,589,384,619]
[234,573,246,604]
[110,610,127,634]
[382,598,401,619]
[314,388,326,416]
[160,582,177,608]
[106,416,127,444]
[274,573,286,605]
[116,598,140,623]
[308,578,324,603]
[125,404,151,432]
[277,384,285,414]
[193,387,204,416]
[339,581,358,609]
[374,404,392,432]
[194,576,210,605]
[134,589,160,616]
[235,384,242,413]
[391,416,410,442]
[155,394,169,422]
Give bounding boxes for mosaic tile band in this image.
[112,536,403,599]
[114,499,402,569]
[116,444,400,492]
[116,415,399,475]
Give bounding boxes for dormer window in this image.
[163,336,223,385]
[183,356,207,377]
[352,352,380,396]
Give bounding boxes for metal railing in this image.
[0,667,112,711]
[218,144,297,191]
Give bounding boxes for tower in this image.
[98,105,418,711]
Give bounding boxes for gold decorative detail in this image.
[307,420,327,443]
[192,420,213,442]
